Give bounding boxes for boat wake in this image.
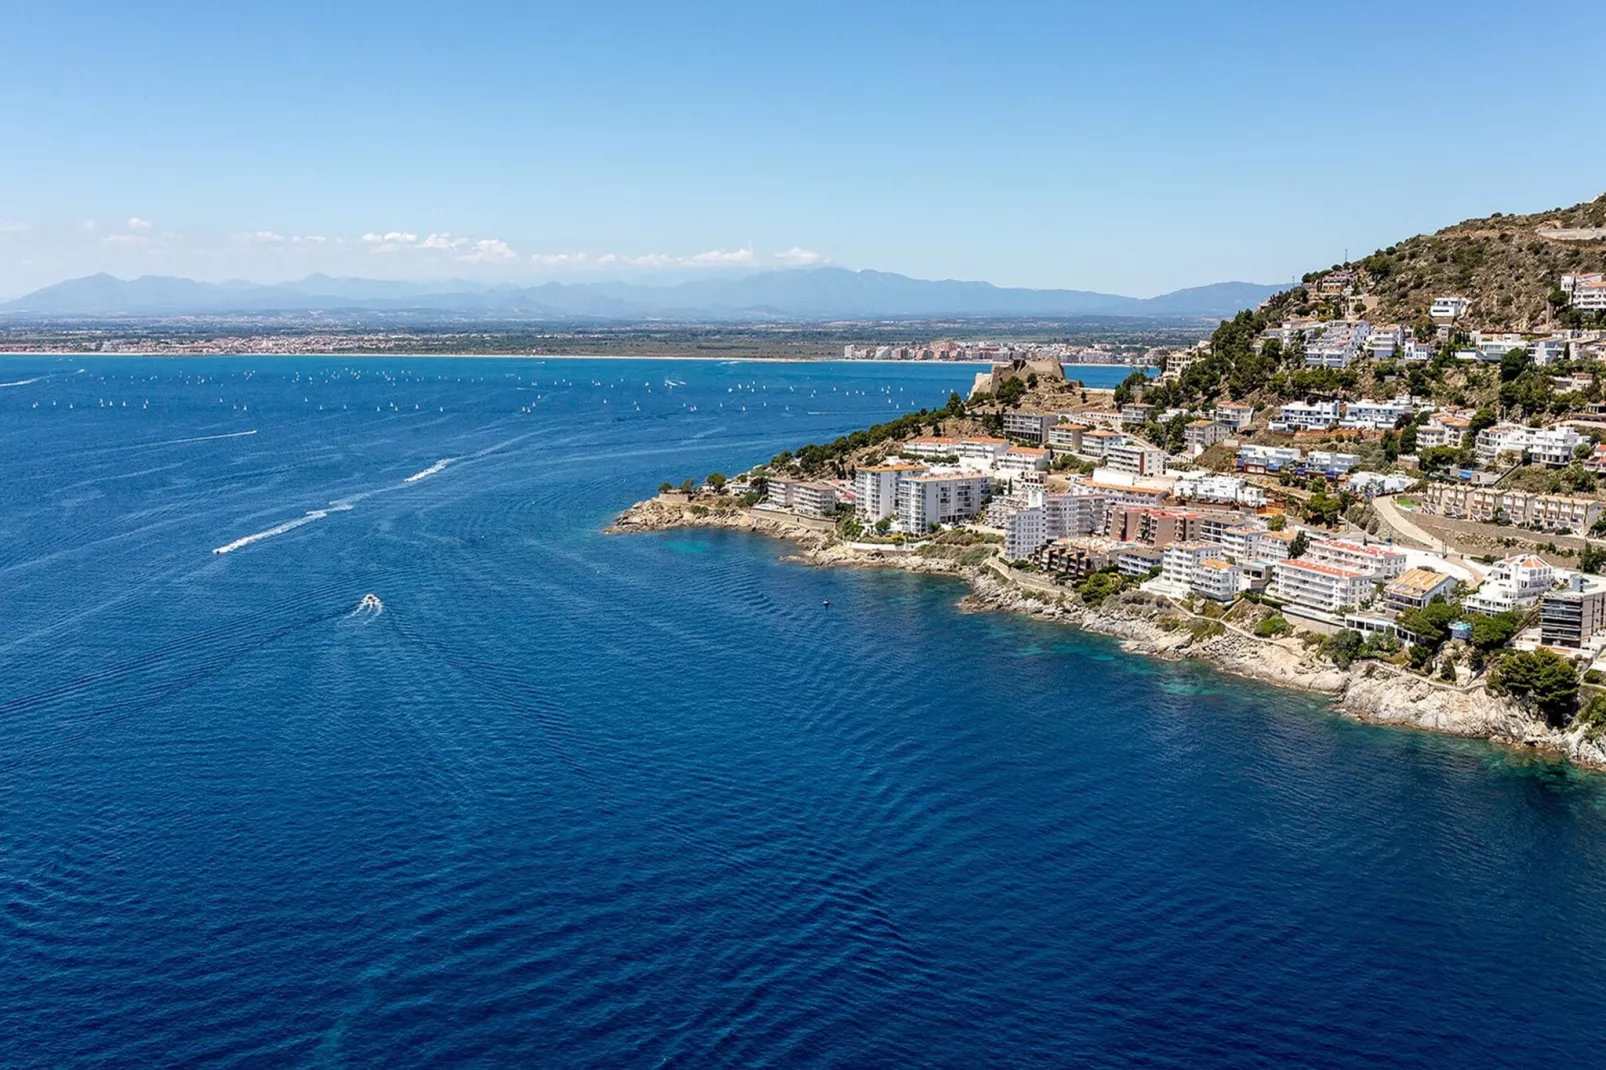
[349,593,384,617]
[404,457,455,483]
[213,510,330,554]
[0,377,42,388]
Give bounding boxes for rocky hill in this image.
[1319,193,1606,331]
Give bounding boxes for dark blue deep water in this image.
[4,355,1606,1067]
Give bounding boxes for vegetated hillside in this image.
[1330,193,1606,331]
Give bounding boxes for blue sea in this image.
[3,355,1606,1067]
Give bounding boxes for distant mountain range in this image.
[0,269,1282,321]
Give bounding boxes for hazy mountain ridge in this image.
[0,268,1281,321]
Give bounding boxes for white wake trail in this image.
[404,457,456,483]
[213,510,327,555]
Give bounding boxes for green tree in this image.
[1255,615,1290,637]
[679,478,697,495]
[658,482,674,494]
[1467,611,1521,651]
[1288,530,1310,558]
[706,471,727,492]
[1324,629,1364,668]
[1493,650,1579,723]
[1499,346,1532,382]
[1266,514,1287,532]
[1396,599,1458,651]
[1581,543,1606,574]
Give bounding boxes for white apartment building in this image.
[1219,523,1270,563]
[1275,400,1341,431]
[955,437,1012,463]
[1403,340,1437,362]
[1562,273,1606,312]
[1474,424,1581,467]
[1080,428,1128,458]
[1305,538,1407,579]
[1341,396,1417,430]
[1307,450,1361,474]
[896,472,992,532]
[1191,559,1242,603]
[1161,541,1226,593]
[1047,422,1085,450]
[1416,413,1470,449]
[1065,409,1124,431]
[1367,326,1404,359]
[1533,337,1572,366]
[1183,419,1228,452]
[1304,321,1372,368]
[997,446,1051,476]
[1044,492,1109,539]
[854,462,926,521]
[767,478,838,516]
[1430,296,1471,321]
[1005,506,1047,560]
[1002,412,1058,442]
[1213,403,1255,429]
[1272,560,1375,614]
[1462,554,1556,614]
[1237,444,1303,470]
[901,436,961,460]
[1173,473,1268,508]
[1105,440,1167,477]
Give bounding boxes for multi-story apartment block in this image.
[997,446,1051,476]
[767,478,839,516]
[1562,273,1606,312]
[1105,440,1167,477]
[955,436,1012,463]
[1213,403,1255,429]
[1120,403,1154,427]
[1304,321,1372,368]
[854,462,926,521]
[1416,413,1471,449]
[1541,573,1606,649]
[1172,472,1268,508]
[1271,560,1375,614]
[1367,326,1404,359]
[1275,400,1341,431]
[1307,450,1360,474]
[1420,484,1600,533]
[1064,408,1125,431]
[1306,538,1407,579]
[1474,424,1581,467]
[1183,419,1228,452]
[1190,558,1242,603]
[1341,396,1417,430]
[1002,412,1058,442]
[1080,428,1128,458]
[1462,554,1557,614]
[1403,339,1437,362]
[1005,506,1047,561]
[1047,422,1085,451]
[1237,444,1303,472]
[1161,541,1226,592]
[901,436,961,460]
[896,472,992,533]
[1108,506,1200,548]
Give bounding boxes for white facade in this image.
[1304,321,1372,368]
[854,463,925,521]
[1341,396,1417,430]
[1403,340,1436,362]
[1430,296,1471,321]
[1271,560,1375,614]
[1462,555,1556,614]
[1173,473,1267,508]
[997,446,1051,475]
[1191,559,1242,602]
[1562,273,1606,312]
[1002,412,1057,442]
[1305,538,1407,579]
[1367,326,1403,359]
[1416,414,1470,449]
[1307,450,1360,474]
[1105,440,1167,477]
[1474,424,1581,467]
[1276,400,1341,431]
[1161,541,1226,593]
[1005,506,1047,561]
[896,473,991,532]
[1213,404,1254,429]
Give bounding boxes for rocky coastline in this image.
[609,496,1606,771]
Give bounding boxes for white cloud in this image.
[293,235,327,244]
[686,247,755,266]
[236,230,287,243]
[126,217,153,231]
[459,238,516,262]
[104,233,152,245]
[418,232,467,250]
[360,231,419,252]
[531,252,590,267]
[774,247,825,266]
[0,221,29,234]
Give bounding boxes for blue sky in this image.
[2,0,1603,298]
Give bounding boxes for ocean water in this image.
[3,355,1606,1067]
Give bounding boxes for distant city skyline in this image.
[2,1,1604,299]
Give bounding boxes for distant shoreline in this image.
[0,350,1148,371]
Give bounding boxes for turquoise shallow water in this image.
[3,355,1606,1066]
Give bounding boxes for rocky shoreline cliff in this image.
[609,497,1606,771]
